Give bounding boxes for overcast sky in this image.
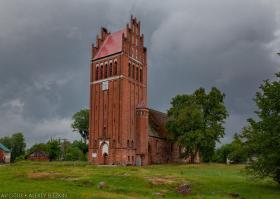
[0,0,280,147]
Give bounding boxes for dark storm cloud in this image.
[0,0,279,146]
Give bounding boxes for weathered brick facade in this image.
[88,16,182,165]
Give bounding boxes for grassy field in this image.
[0,161,279,199]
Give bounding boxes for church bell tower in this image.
[88,16,148,165]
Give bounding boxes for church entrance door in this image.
[100,141,109,165]
[103,153,108,165]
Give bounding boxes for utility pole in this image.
[60,138,68,161]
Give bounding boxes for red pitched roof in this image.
[93,29,125,60]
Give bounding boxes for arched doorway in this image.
[101,142,109,165]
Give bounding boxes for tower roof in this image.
[93,28,126,60]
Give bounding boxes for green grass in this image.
[0,161,279,199]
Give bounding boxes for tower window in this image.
[104,64,108,78]
[127,140,129,147]
[103,126,107,137]
[100,65,103,79]
[136,67,139,81]
[128,63,131,77]
[140,69,143,82]
[96,67,99,81]
[114,61,117,75]
[132,65,135,79]
[109,63,112,77]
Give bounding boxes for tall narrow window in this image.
[104,64,108,78]
[114,61,117,75]
[109,63,112,76]
[140,69,143,82]
[100,65,103,79]
[128,63,131,77]
[136,67,139,81]
[113,140,116,148]
[132,65,135,79]
[96,67,99,81]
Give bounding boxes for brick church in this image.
[88,16,183,166]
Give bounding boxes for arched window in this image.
[128,63,131,77]
[136,67,139,81]
[109,63,112,77]
[140,69,143,82]
[127,140,129,147]
[132,65,135,79]
[100,65,103,79]
[96,67,99,81]
[104,64,108,78]
[114,61,117,75]
[131,140,134,148]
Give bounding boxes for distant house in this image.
[27,150,49,161]
[0,143,11,163]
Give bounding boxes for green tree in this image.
[213,144,233,163]
[0,136,12,149]
[241,73,280,184]
[11,133,26,162]
[228,133,248,163]
[71,109,89,143]
[47,139,61,161]
[166,87,228,162]
[0,132,26,162]
[65,146,85,161]
[72,140,88,155]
